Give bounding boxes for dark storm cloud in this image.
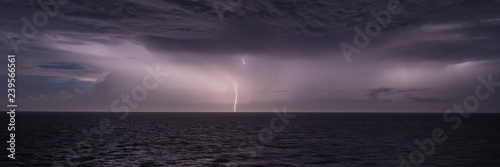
[396,88,427,93]
[137,0,499,62]
[367,87,395,100]
[403,93,444,103]
[139,35,347,59]
[39,62,85,70]
[383,24,500,63]
[16,75,94,97]
[367,87,445,103]
[3,0,498,61]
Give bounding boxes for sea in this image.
[1,112,499,167]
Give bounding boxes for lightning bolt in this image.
[242,55,247,65]
[233,82,238,112]
[234,55,246,112]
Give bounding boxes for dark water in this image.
[1,112,499,167]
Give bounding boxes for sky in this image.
[1,0,499,112]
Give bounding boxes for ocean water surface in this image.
[1,112,499,166]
